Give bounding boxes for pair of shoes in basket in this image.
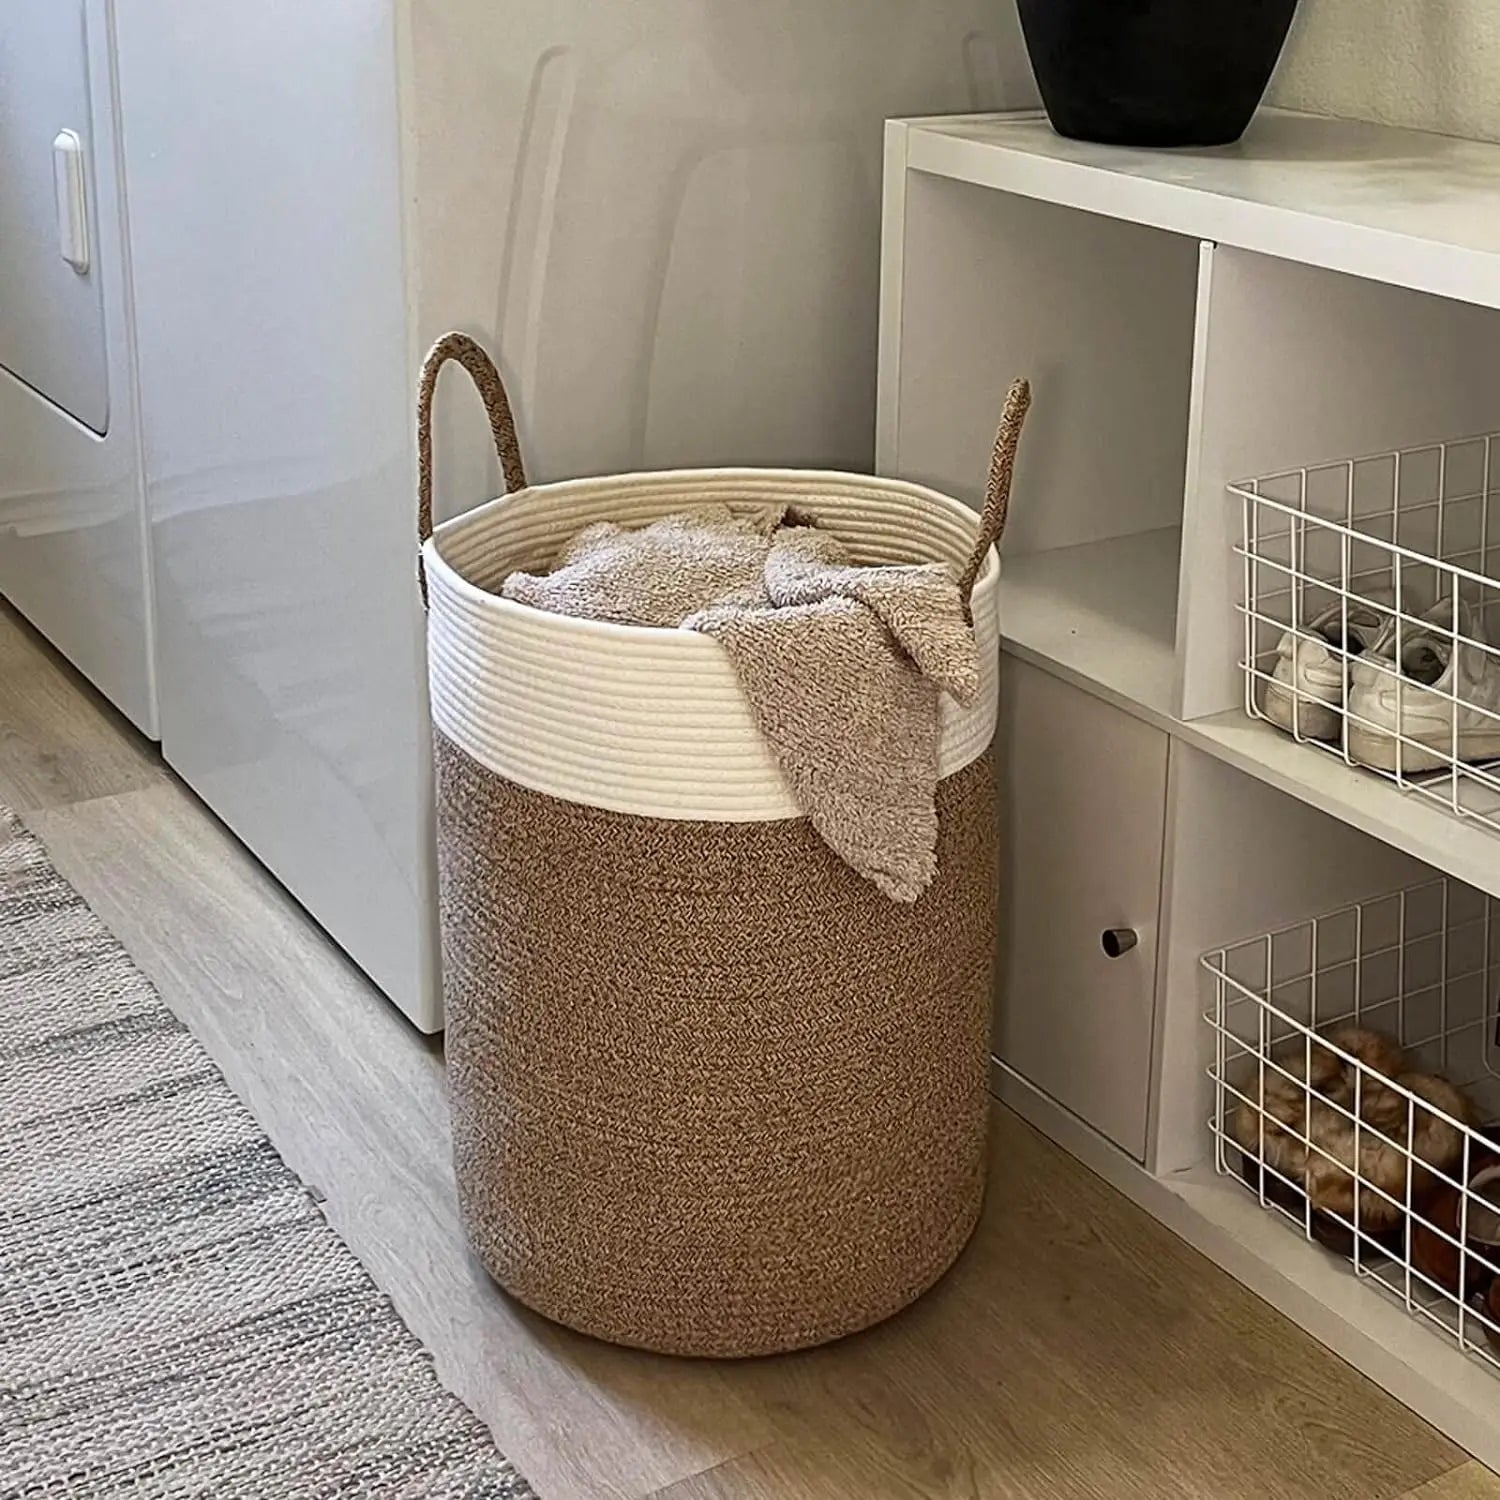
[1264,594,1500,772]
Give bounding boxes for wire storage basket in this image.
[1234,433,1500,827]
[1205,879,1500,1373]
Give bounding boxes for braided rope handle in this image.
[958,378,1032,616]
[416,332,527,599]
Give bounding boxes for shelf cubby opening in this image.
[883,173,1199,718]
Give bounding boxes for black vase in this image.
[1017,0,1300,148]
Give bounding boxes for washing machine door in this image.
[0,0,109,433]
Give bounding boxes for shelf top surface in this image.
[1001,527,1180,722]
[898,110,1500,307]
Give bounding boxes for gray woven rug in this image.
[0,806,536,1499]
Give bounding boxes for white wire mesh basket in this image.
[1233,433,1500,827]
[1206,877,1500,1373]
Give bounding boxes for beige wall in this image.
[1271,0,1500,142]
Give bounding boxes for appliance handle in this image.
[52,130,90,275]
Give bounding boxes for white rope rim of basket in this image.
[416,333,1031,822]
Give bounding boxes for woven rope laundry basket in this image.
[418,333,1030,1358]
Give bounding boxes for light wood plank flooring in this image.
[4,600,1499,1500]
[1407,1466,1500,1499]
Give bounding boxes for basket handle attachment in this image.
[416,331,528,603]
[958,377,1032,620]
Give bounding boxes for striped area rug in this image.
[0,807,536,1499]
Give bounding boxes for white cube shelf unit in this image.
[879,109,1500,1464]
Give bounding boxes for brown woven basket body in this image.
[416,334,1030,1356]
[437,735,999,1357]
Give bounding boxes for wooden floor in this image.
[5,600,1500,1500]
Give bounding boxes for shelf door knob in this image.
[1102,928,1138,959]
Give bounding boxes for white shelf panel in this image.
[1001,526,1180,721]
[901,110,1500,311]
[1183,712,1500,905]
[1006,638,1500,903]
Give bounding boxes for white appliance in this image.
[7,2,1035,1029]
[0,1,154,734]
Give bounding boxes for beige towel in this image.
[501,505,978,901]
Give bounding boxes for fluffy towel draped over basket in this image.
[502,505,980,900]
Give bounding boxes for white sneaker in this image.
[1263,595,1393,741]
[1346,598,1500,773]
